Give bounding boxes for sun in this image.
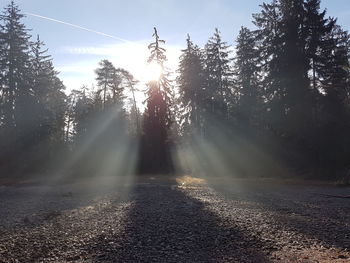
[145,62,162,82]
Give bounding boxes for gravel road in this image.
[0,176,349,262]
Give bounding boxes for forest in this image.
[0,0,349,181]
[1,1,350,262]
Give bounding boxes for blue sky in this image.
[5,0,350,93]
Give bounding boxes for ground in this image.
[0,175,349,262]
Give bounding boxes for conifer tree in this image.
[95,60,126,110]
[234,27,261,130]
[0,1,32,150]
[31,35,66,150]
[95,59,114,109]
[119,69,140,134]
[317,25,350,173]
[140,27,173,173]
[304,0,335,91]
[254,1,312,136]
[72,87,94,142]
[177,34,205,134]
[203,28,233,121]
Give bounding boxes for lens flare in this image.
[145,62,162,82]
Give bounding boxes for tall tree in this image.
[0,1,32,148]
[254,0,312,137]
[304,0,335,91]
[177,34,205,135]
[31,35,66,151]
[140,27,173,173]
[119,69,140,135]
[279,0,312,136]
[95,59,113,109]
[95,60,126,110]
[233,27,261,130]
[110,67,125,106]
[253,0,284,135]
[72,87,95,143]
[203,28,233,124]
[317,25,350,174]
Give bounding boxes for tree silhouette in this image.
[177,34,205,136]
[203,28,233,127]
[139,27,173,173]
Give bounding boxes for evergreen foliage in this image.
[0,0,349,179]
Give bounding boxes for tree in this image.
[72,87,95,143]
[119,69,140,135]
[203,28,233,124]
[253,1,313,156]
[177,34,205,135]
[95,59,127,110]
[110,67,126,106]
[304,0,335,91]
[233,27,261,130]
[0,1,36,172]
[317,25,350,174]
[95,59,113,109]
[0,2,66,172]
[31,35,66,153]
[0,1,32,148]
[140,27,173,173]
[279,0,312,137]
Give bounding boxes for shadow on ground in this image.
[209,180,350,251]
[85,176,272,263]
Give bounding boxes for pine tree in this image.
[177,34,205,135]
[140,27,173,173]
[254,1,312,135]
[144,27,172,129]
[252,0,318,170]
[118,69,140,135]
[253,0,284,135]
[110,67,126,107]
[318,25,350,174]
[95,60,126,110]
[304,0,335,91]
[234,27,261,130]
[0,1,32,145]
[72,87,94,142]
[95,59,114,109]
[0,1,35,170]
[279,0,312,136]
[31,35,66,151]
[303,0,335,167]
[203,28,233,122]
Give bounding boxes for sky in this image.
[5,0,350,95]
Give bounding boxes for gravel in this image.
[0,176,349,262]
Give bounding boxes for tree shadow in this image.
[84,177,273,262]
[209,182,350,251]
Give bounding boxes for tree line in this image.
[176,0,350,178]
[0,0,349,179]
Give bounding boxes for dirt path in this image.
[0,176,349,262]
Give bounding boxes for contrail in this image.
[25,12,132,43]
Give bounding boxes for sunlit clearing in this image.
[144,62,162,82]
[176,175,206,187]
